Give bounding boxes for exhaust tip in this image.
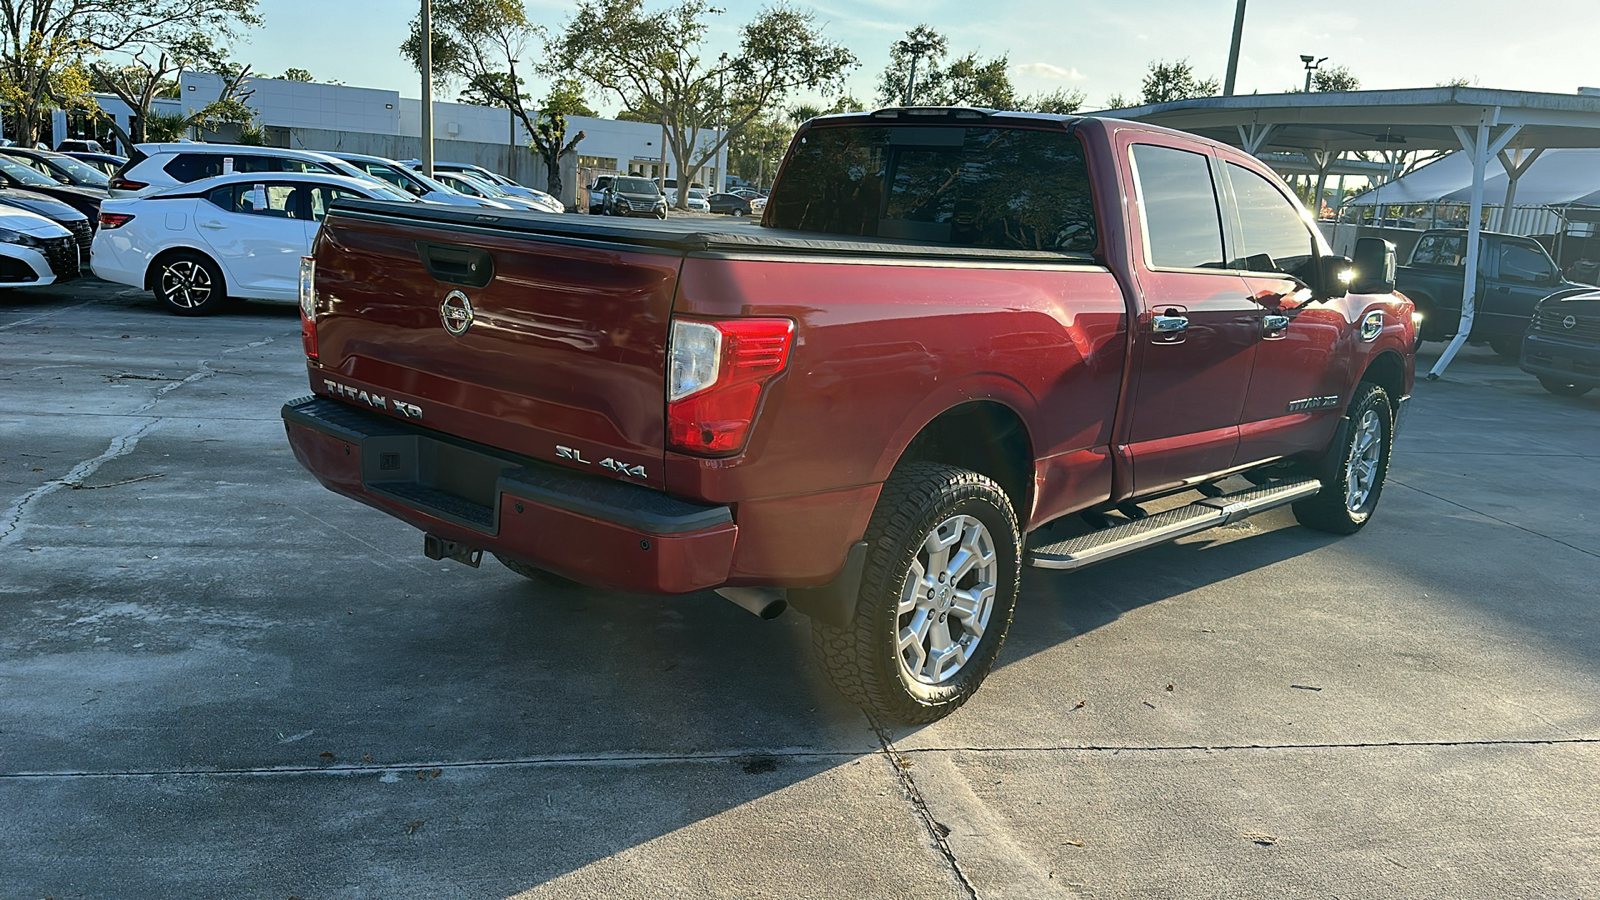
[716,587,788,620]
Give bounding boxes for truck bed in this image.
[329,199,1094,263]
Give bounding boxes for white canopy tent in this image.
[1347,148,1600,211]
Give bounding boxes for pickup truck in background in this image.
[283,110,1415,724]
[1398,228,1586,356]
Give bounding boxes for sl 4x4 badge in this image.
[557,445,646,479]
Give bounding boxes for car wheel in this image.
[1536,376,1594,397]
[495,554,581,589]
[1292,382,1393,535]
[153,252,226,316]
[1488,336,1522,359]
[811,462,1020,725]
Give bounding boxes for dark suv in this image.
[602,176,667,218]
[1522,288,1600,396]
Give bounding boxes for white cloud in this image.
[1018,63,1087,82]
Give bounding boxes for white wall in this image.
[181,72,400,135]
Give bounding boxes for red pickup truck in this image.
[283,110,1414,724]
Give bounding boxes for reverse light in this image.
[667,318,795,455]
[299,256,318,360]
[98,212,135,229]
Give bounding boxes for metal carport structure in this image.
[1099,87,1600,378]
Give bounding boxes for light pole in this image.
[1301,54,1327,93]
[420,0,434,177]
[896,37,938,106]
[1223,0,1246,96]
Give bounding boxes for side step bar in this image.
[1027,478,1322,571]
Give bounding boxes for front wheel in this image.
[1537,376,1594,397]
[153,252,227,316]
[811,462,1021,725]
[1293,383,1394,535]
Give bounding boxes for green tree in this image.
[90,33,251,148]
[0,0,260,146]
[553,0,856,209]
[401,0,586,198]
[280,67,313,82]
[1139,58,1219,105]
[1021,87,1087,115]
[877,26,1083,112]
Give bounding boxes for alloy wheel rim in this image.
[1345,408,1383,513]
[896,514,999,686]
[161,261,211,308]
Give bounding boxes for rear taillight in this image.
[108,176,147,192]
[98,212,134,229]
[667,318,794,455]
[299,256,318,360]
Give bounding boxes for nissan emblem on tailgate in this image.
[441,290,474,336]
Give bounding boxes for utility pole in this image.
[1223,0,1246,96]
[420,0,434,177]
[1301,54,1327,93]
[896,37,938,106]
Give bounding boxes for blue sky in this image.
[239,0,1598,111]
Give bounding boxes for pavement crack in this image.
[1389,479,1600,560]
[0,331,287,548]
[871,721,980,900]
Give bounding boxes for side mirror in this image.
[1350,237,1397,294]
[1311,253,1355,299]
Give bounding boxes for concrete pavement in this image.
[2,281,1597,898]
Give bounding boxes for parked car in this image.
[0,147,112,189]
[427,171,557,213]
[666,187,711,212]
[408,159,560,209]
[1521,288,1600,396]
[284,110,1414,724]
[108,143,345,198]
[586,175,618,214]
[328,153,510,209]
[706,192,751,215]
[56,139,107,154]
[0,189,93,261]
[603,176,667,218]
[1398,228,1588,357]
[92,172,413,315]
[63,152,128,177]
[0,203,81,286]
[0,154,106,222]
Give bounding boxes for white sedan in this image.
[0,204,79,287]
[91,172,412,315]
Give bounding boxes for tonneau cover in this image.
[327,198,1092,263]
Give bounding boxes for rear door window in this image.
[766,124,1097,254]
[1224,163,1317,278]
[1129,144,1225,269]
[205,182,304,218]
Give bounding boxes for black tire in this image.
[151,251,226,316]
[494,554,581,589]
[1537,376,1594,397]
[1488,336,1522,359]
[811,462,1021,725]
[1293,383,1393,535]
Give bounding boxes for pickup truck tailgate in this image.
[309,207,678,489]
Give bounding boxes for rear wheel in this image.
[1293,383,1393,535]
[1537,376,1594,397]
[811,462,1020,725]
[152,252,226,316]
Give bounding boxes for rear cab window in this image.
[765,124,1097,254]
[1128,143,1225,269]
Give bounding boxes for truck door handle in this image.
[1263,314,1290,337]
[1152,314,1189,333]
